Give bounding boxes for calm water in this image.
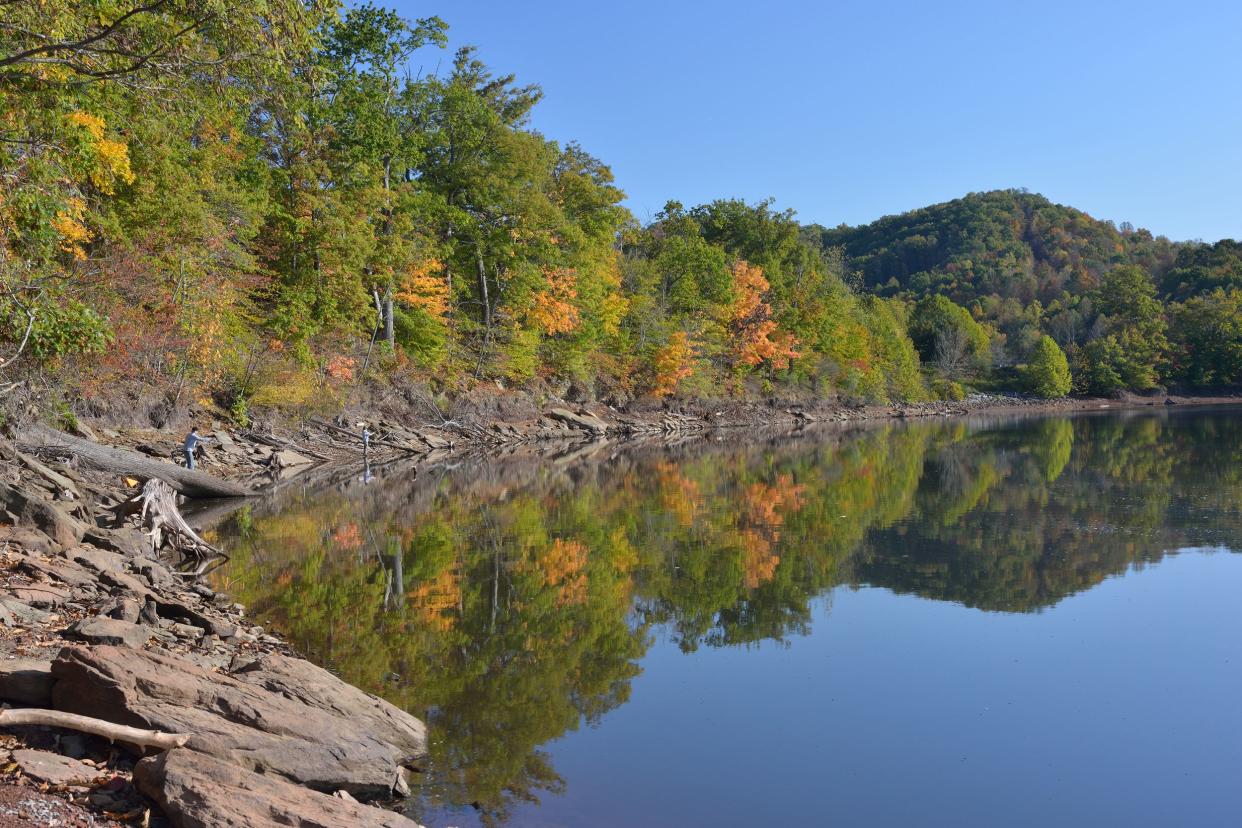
[212,408,1242,827]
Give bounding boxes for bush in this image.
[931,378,965,401]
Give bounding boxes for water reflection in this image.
[211,409,1242,825]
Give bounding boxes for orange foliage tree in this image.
[727,261,799,371]
[395,258,449,319]
[739,473,808,588]
[528,267,580,335]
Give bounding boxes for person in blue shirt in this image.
[183,427,207,470]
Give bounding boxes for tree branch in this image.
[0,708,189,750]
[0,1,169,69]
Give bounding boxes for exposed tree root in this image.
[129,478,227,560]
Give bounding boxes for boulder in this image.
[68,544,126,574]
[0,597,53,625]
[273,449,312,468]
[81,527,147,559]
[135,749,425,828]
[546,408,610,435]
[10,749,99,787]
[0,658,54,705]
[0,526,58,556]
[154,600,236,638]
[133,559,174,589]
[64,617,150,648]
[67,421,98,442]
[103,598,141,624]
[53,646,427,799]
[98,569,156,602]
[0,482,86,549]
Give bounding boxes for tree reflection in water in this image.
[211,409,1242,825]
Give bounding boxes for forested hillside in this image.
[2,3,1240,426]
[816,190,1179,304]
[819,190,1242,393]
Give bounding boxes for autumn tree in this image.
[651,331,695,397]
[726,261,798,372]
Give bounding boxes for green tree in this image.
[1076,265,1169,392]
[1168,289,1242,386]
[908,294,992,379]
[1024,335,1071,397]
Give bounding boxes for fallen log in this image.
[0,708,189,750]
[18,424,249,498]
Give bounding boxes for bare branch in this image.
[0,707,189,750]
[0,301,35,373]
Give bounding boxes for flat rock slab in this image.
[0,598,53,626]
[0,658,54,706]
[136,749,424,828]
[64,617,150,649]
[0,527,58,555]
[272,449,313,468]
[0,481,86,550]
[53,646,426,799]
[69,543,128,573]
[7,583,71,609]
[9,749,99,787]
[19,555,96,589]
[547,408,610,434]
[81,528,148,560]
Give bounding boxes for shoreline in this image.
[1,389,1239,826]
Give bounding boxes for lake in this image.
[211,408,1242,827]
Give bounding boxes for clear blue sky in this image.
[390,0,1242,242]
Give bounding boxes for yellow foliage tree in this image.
[652,331,696,397]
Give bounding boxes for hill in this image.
[816,190,1182,306]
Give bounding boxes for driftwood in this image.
[310,417,424,453]
[18,424,249,498]
[0,708,189,750]
[126,479,225,559]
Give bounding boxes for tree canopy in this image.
[2,5,1238,419]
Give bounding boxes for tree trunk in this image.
[476,244,490,331]
[18,425,249,498]
[383,288,395,349]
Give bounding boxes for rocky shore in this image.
[0,387,1237,826]
[0,429,434,826]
